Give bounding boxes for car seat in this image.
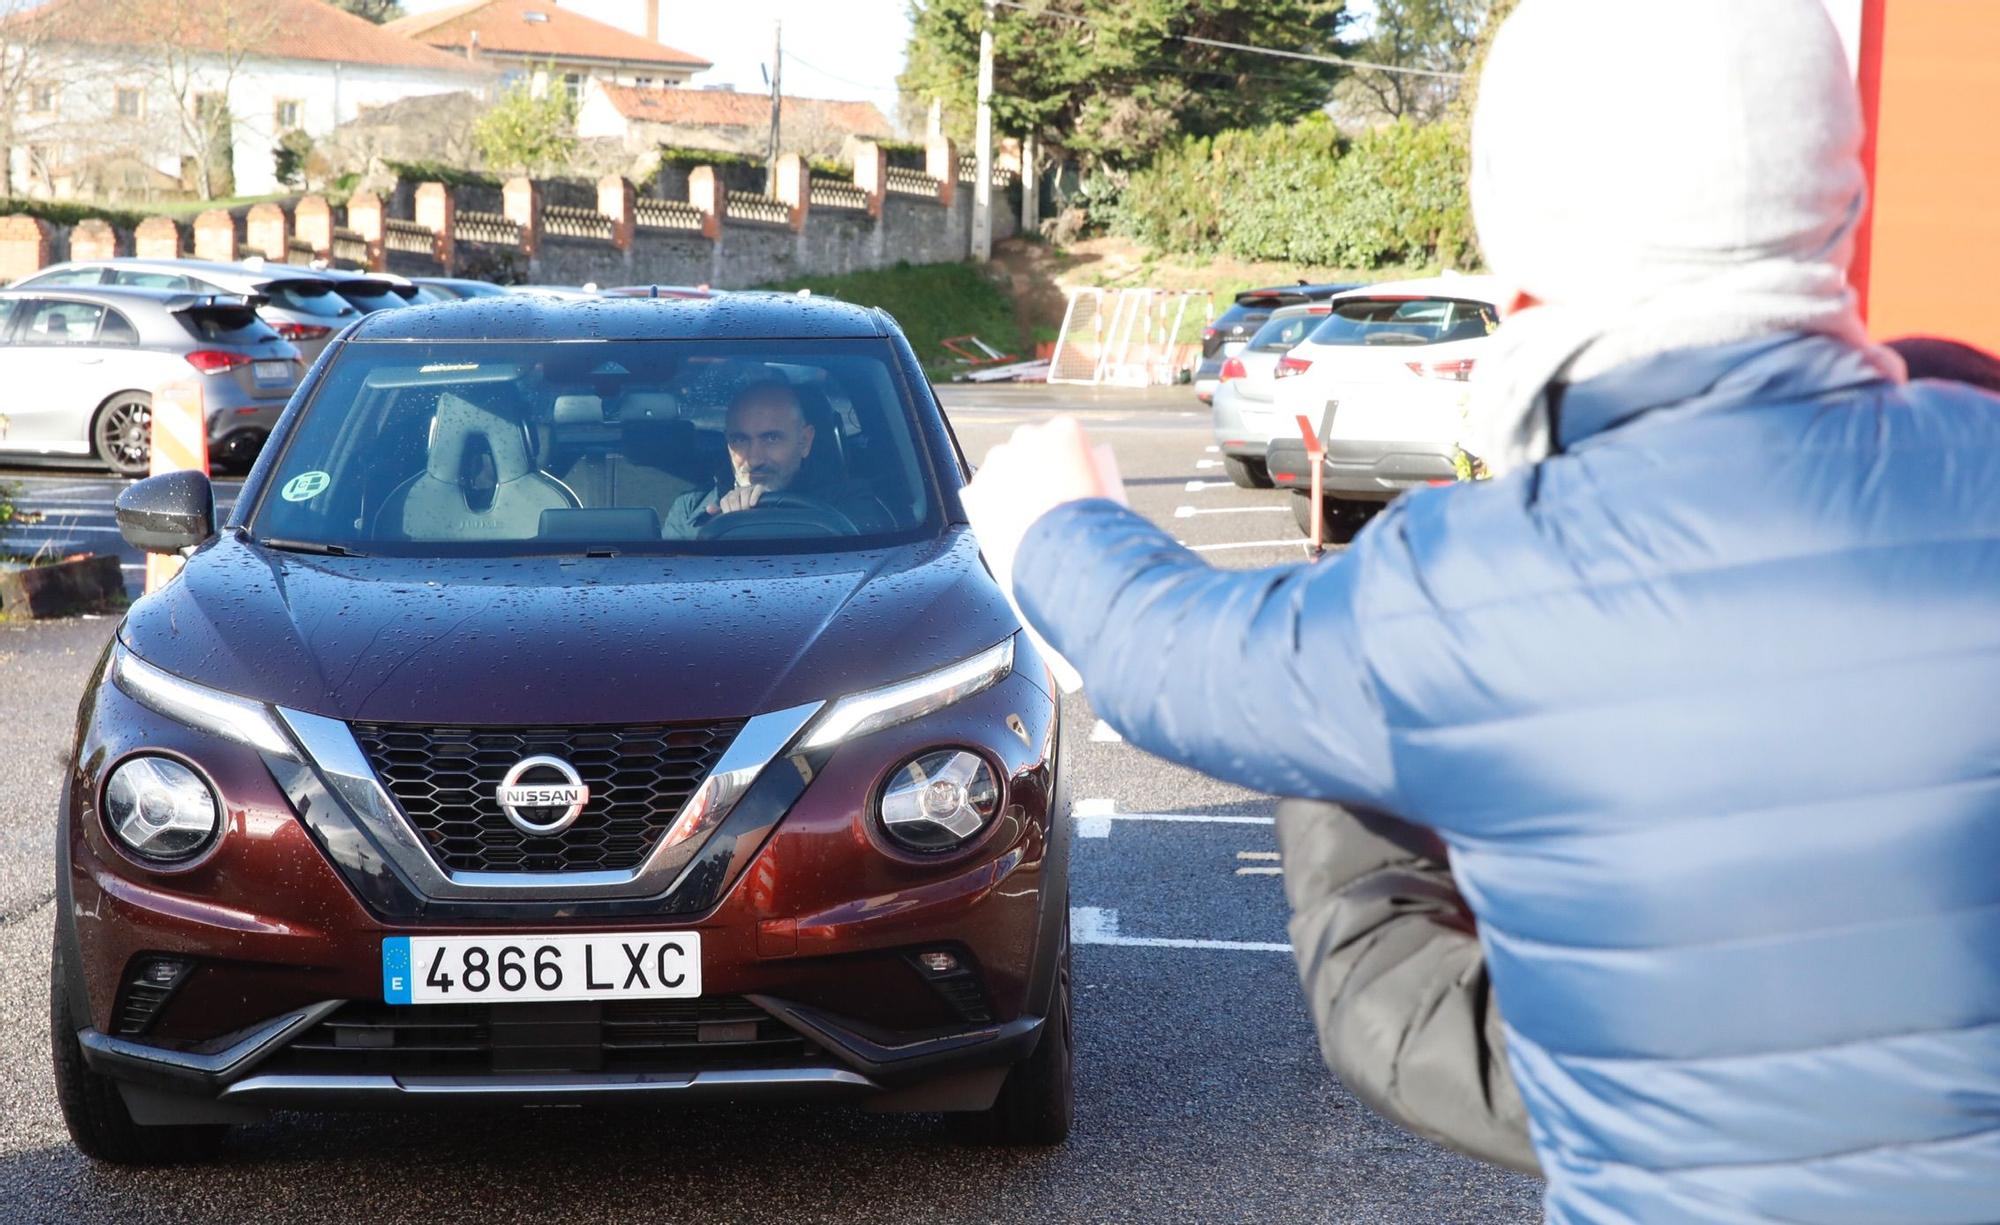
[614,391,706,510]
[377,389,578,540]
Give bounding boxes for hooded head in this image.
[1463,0,1898,474]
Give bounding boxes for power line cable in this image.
[986,0,1466,80]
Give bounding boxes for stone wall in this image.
[0,140,1024,291]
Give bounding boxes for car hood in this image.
[118,528,1021,726]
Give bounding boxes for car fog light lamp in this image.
[878,750,999,852]
[916,950,960,975]
[104,756,220,862]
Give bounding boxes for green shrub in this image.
[760,261,1021,373]
[384,160,500,188]
[654,146,761,171]
[0,198,151,230]
[1111,114,1478,270]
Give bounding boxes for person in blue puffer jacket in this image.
[961,1,2000,1221]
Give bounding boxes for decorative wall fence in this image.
[0,137,1022,290]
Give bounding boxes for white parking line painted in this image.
[1075,798,1117,839]
[1234,866,1283,877]
[1071,907,1290,953]
[1189,538,1309,554]
[1235,851,1280,861]
[1184,480,1231,491]
[1205,445,1219,453]
[1195,460,1221,470]
[1089,720,1123,743]
[1174,505,1286,518]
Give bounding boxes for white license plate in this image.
[253,360,292,382]
[383,932,701,1004]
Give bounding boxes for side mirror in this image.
[116,470,215,554]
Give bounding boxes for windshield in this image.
[1309,297,1498,347]
[1247,310,1322,353]
[249,337,938,556]
[262,280,359,319]
[332,282,410,313]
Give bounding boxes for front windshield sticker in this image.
[281,471,331,502]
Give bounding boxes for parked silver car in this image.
[13,258,358,364]
[1210,302,1327,488]
[0,285,302,476]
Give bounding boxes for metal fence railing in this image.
[726,190,792,227]
[331,228,370,267]
[543,204,614,242]
[635,197,704,232]
[383,219,436,255]
[884,168,940,199]
[453,210,522,246]
[808,180,869,212]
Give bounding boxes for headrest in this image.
[427,391,533,483]
[617,391,679,422]
[553,394,603,425]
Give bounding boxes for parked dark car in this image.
[1194,282,1365,403]
[52,294,1072,1163]
[411,277,512,301]
[12,258,359,364]
[0,285,302,475]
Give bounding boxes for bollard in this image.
[1294,411,1326,558]
[143,380,208,594]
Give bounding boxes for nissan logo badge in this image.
[496,755,590,835]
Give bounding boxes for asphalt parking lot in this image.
[0,384,1541,1224]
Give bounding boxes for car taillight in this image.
[1201,326,1217,340]
[1219,356,1248,381]
[184,350,254,374]
[1406,358,1477,382]
[274,322,333,341]
[1275,355,1313,379]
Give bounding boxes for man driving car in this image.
[661,380,816,538]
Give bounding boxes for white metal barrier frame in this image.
[1047,288,1211,387]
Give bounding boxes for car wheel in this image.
[49,931,225,1165]
[964,914,1074,1146]
[1221,455,1273,489]
[91,393,152,479]
[1290,491,1371,544]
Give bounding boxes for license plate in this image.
[383,932,701,1004]
[254,360,291,382]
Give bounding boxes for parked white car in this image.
[1209,302,1328,487]
[1267,276,1506,536]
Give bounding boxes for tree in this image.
[1336,0,1487,125]
[898,0,1352,173]
[330,0,402,22]
[273,127,312,189]
[472,76,577,177]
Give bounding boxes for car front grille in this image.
[350,720,746,874]
[267,998,817,1077]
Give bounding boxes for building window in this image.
[27,83,54,113]
[635,77,654,88]
[275,99,300,129]
[563,72,582,103]
[115,87,142,118]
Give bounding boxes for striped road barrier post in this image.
[144,380,207,594]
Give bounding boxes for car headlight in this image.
[799,637,1014,750]
[103,756,220,862]
[110,644,295,758]
[877,749,1000,852]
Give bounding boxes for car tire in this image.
[963,914,1074,1146]
[1290,490,1371,544]
[49,932,226,1165]
[1221,455,1273,489]
[91,392,152,479]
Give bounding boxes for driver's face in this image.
[725,398,814,491]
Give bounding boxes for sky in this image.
[398,0,916,121]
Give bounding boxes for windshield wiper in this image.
[258,537,367,557]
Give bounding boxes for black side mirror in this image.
[116,470,215,554]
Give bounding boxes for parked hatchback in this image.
[1193,282,1364,403]
[14,259,359,365]
[1210,302,1328,487]
[0,286,301,476]
[54,293,1072,1163]
[1269,276,1504,537]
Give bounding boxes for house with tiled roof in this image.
[3,0,490,199]
[385,0,710,103]
[577,82,894,162]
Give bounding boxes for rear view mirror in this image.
[116,471,215,554]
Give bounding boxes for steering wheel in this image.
[695,490,861,540]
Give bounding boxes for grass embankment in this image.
[760,261,1026,375]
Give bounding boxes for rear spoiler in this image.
[166,292,269,313]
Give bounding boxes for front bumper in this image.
[57,645,1068,1120]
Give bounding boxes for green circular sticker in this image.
[282,471,331,502]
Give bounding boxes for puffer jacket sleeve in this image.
[1011,499,1399,811]
[1276,799,1540,1176]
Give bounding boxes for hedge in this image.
[1109,114,1479,271]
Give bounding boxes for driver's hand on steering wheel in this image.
[713,484,768,515]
